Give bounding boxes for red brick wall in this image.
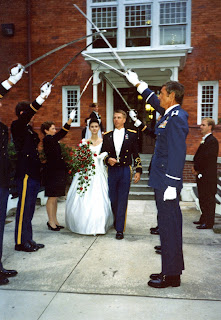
[179,0,221,155]
[1,0,221,155]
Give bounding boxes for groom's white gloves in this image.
[126,70,148,94]
[163,186,177,201]
[97,152,108,160]
[129,110,142,127]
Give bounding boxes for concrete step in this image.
[129,191,155,200]
[130,185,153,193]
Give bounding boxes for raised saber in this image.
[73,65,100,108]
[101,72,132,111]
[73,4,127,72]
[50,40,96,84]
[82,53,125,77]
[10,31,105,72]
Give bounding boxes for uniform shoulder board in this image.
[171,110,179,117]
[103,130,112,135]
[127,129,137,133]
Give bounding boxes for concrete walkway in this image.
[1,200,221,320]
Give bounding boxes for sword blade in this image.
[82,53,125,77]
[24,31,105,69]
[73,4,127,72]
[101,73,131,111]
[50,40,96,84]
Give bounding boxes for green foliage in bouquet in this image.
[67,140,96,196]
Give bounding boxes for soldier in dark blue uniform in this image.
[101,110,142,240]
[11,82,52,253]
[126,71,189,288]
[0,65,24,285]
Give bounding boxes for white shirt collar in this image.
[164,104,179,116]
[202,132,212,141]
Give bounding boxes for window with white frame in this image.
[160,1,187,45]
[88,0,191,49]
[62,86,80,127]
[198,81,219,124]
[125,4,151,47]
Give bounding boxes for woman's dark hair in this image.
[89,118,99,127]
[15,101,30,117]
[41,121,55,135]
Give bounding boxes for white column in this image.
[106,83,114,131]
[170,67,179,81]
[92,71,101,103]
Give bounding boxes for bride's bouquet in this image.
[68,140,96,195]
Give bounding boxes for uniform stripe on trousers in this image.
[17,174,29,245]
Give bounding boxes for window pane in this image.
[160,25,186,45]
[201,85,214,118]
[92,7,117,28]
[125,5,151,27]
[67,90,78,123]
[160,1,187,25]
[92,28,117,48]
[126,27,151,47]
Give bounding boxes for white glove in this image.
[134,119,142,127]
[8,64,24,84]
[69,109,76,120]
[126,70,140,86]
[163,186,177,201]
[96,152,108,160]
[36,82,52,105]
[129,110,137,121]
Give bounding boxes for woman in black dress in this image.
[41,110,75,231]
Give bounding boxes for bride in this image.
[65,119,114,235]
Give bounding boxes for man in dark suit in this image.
[192,118,219,229]
[101,109,142,240]
[89,103,104,134]
[0,64,24,285]
[126,70,189,288]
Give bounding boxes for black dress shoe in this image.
[150,272,162,280]
[148,275,181,288]
[47,222,60,231]
[193,220,201,225]
[29,240,45,249]
[116,232,124,240]
[196,224,213,229]
[0,275,9,285]
[155,249,162,255]
[15,241,39,252]
[150,226,158,232]
[154,245,161,250]
[0,268,18,278]
[56,225,64,229]
[150,228,159,235]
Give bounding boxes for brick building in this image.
[0,0,221,183]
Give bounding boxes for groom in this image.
[101,110,142,240]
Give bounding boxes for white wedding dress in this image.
[65,142,114,235]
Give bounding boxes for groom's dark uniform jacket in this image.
[194,133,219,227]
[101,128,142,233]
[101,128,142,173]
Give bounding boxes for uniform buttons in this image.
[123,162,126,164]
[27,154,29,157]
[126,150,128,152]
[125,156,127,158]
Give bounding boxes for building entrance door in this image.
[113,86,161,154]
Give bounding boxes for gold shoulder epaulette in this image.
[127,129,137,133]
[103,130,112,135]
